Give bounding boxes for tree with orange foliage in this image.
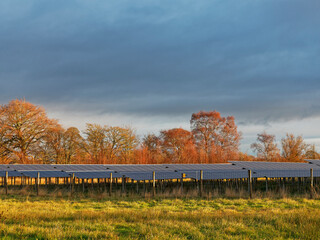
[0,99,59,163]
[37,124,65,163]
[238,152,256,161]
[190,111,241,163]
[142,134,163,164]
[63,127,84,163]
[38,126,83,164]
[159,128,197,163]
[281,133,307,162]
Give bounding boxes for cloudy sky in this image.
[1,0,320,153]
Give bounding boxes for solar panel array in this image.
[0,160,320,180]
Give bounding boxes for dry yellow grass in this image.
[0,192,320,239]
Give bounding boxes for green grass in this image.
[1,194,320,239]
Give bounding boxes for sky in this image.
[1,0,320,154]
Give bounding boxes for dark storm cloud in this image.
[1,0,320,124]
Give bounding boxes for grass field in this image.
[1,193,320,239]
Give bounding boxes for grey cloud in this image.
[0,0,320,125]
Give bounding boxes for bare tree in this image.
[83,124,107,164]
[305,144,320,160]
[105,126,138,163]
[82,124,138,164]
[251,132,280,161]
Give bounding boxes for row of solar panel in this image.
[0,169,318,180]
[1,160,320,171]
[0,163,242,171]
[1,160,320,180]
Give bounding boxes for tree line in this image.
[250,132,319,162]
[0,99,317,164]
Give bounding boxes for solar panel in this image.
[103,164,170,172]
[185,170,249,180]
[305,159,320,167]
[123,171,182,180]
[19,171,70,178]
[2,164,57,171]
[52,164,108,172]
[0,171,23,177]
[229,161,319,170]
[166,164,243,171]
[102,164,242,173]
[252,169,319,178]
[0,165,12,171]
[72,171,121,179]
